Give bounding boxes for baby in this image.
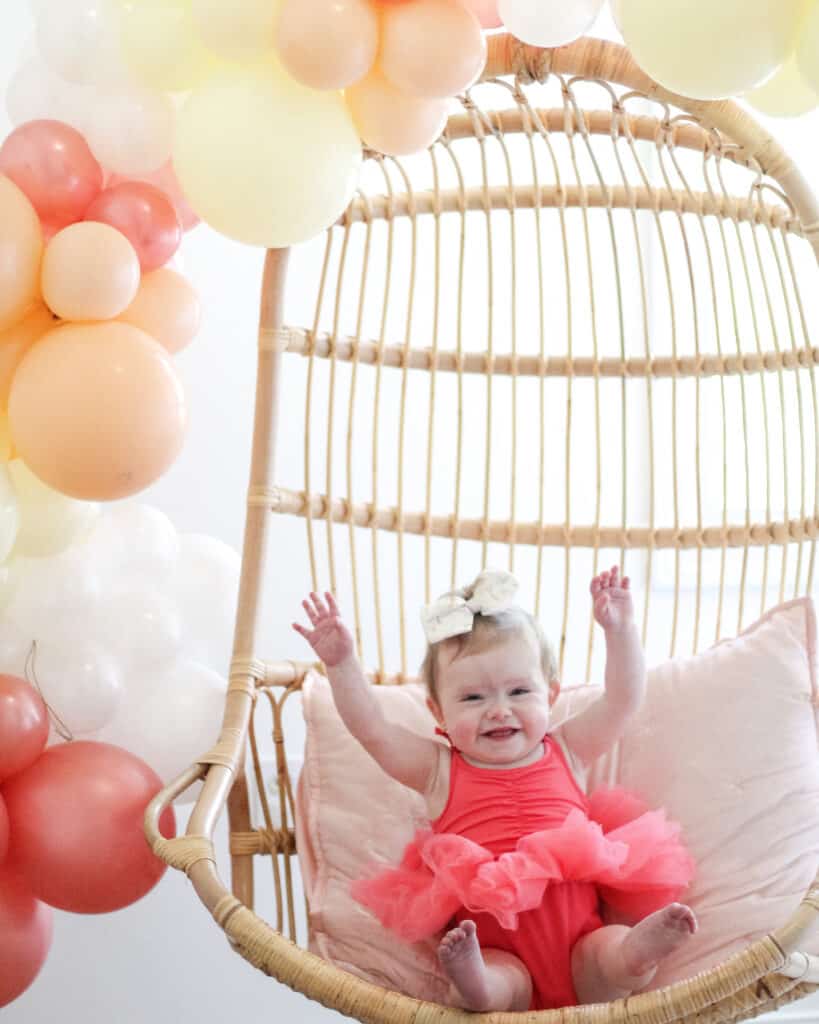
[293,567,696,1012]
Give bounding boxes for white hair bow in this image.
[420,569,519,644]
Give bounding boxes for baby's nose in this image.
[487,700,512,719]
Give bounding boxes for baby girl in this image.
[293,567,696,1012]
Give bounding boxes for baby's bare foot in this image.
[622,903,697,978]
[438,920,491,1011]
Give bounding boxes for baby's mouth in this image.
[482,727,519,739]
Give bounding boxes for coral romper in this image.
[352,734,694,1010]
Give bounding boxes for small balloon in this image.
[0,176,43,333]
[3,740,176,913]
[35,0,126,86]
[84,182,182,273]
[119,267,201,354]
[276,0,379,90]
[0,306,56,408]
[108,162,200,232]
[498,0,604,47]
[191,0,281,61]
[8,459,99,560]
[346,70,450,155]
[460,0,501,29]
[0,674,49,784]
[0,863,53,1008]
[380,0,486,99]
[121,0,218,92]
[84,84,175,177]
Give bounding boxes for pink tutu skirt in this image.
[352,787,695,942]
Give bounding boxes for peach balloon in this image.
[276,0,379,90]
[461,0,501,29]
[0,120,103,229]
[108,162,200,232]
[8,321,187,501]
[346,70,450,156]
[380,0,486,99]
[0,306,56,407]
[119,268,201,354]
[84,182,182,272]
[0,176,43,334]
[41,222,141,321]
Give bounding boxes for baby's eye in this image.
[510,687,530,696]
[461,694,483,702]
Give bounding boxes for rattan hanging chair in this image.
[145,33,819,1024]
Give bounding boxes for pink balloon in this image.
[3,741,176,914]
[84,182,182,273]
[0,120,103,229]
[0,675,49,785]
[0,863,53,1008]
[108,162,200,232]
[0,793,8,863]
[461,0,501,29]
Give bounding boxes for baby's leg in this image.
[438,920,532,1012]
[572,904,697,1004]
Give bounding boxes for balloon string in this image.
[24,641,74,743]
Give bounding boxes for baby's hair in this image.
[420,581,558,705]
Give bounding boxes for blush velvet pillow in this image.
[294,597,819,1001]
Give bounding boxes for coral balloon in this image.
[9,321,187,501]
[498,0,604,46]
[3,741,176,913]
[84,183,182,273]
[618,0,803,100]
[346,70,450,156]
[174,61,361,246]
[0,675,49,783]
[747,55,819,117]
[461,0,501,30]
[42,222,141,321]
[119,268,201,354]
[0,306,56,407]
[380,0,486,99]
[108,162,200,233]
[0,864,53,1008]
[0,120,103,229]
[0,793,8,863]
[276,0,379,90]
[0,176,43,333]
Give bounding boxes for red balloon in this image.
[3,741,176,914]
[0,120,103,229]
[0,792,8,863]
[84,182,182,272]
[0,675,49,784]
[0,862,53,1008]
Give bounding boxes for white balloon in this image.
[5,57,96,134]
[84,83,175,175]
[498,0,605,47]
[170,534,240,673]
[84,503,180,587]
[28,638,122,735]
[5,549,102,639]
[35,0,128,87]
[99,658,227,791]
[0,466,19,565]
[93,582,182,668]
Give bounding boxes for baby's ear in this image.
[548,678,561,707]
[426,696,444,724]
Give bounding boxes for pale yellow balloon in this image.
[0,412,15,463]
[174,61,362,247]
[119,267,201,354]
[346,70,450,156]
[0,464,19,563]
[42,223,141,322]
[8,321,187,501]
[191,0,283,61]
[619,0,804,100]
[121,0,219,92]
[8,458,99,558]
[746,55,819,116]
[0,175,43,332]
[0,305,56,407]
[796,2,819,96]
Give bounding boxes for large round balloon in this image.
[0,792,8,862]
[796,4,819,99]
[191,0,281,61]
[8,322,187,501]
[618,0,803,100]
[0,176,43,333]
[121,0,217,92]
[174,60,362,246]
[0,675,49,784]
[0,863,53,1008]
[3,740,176,913]
[746,55,819,117]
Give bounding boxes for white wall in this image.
[2,4,818,1022]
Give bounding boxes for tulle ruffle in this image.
[351,787,695,942]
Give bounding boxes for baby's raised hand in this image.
[292,591,353,667]
[590,565,634,632]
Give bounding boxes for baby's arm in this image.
[293,591,440,795]
[558,566,645,765]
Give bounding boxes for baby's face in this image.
[429,630,557,767]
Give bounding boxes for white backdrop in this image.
[1,3,818,1022]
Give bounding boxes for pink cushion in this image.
[295,597,819,1000]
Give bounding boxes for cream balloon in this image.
[41,223,141,321]
[0,466,20,565]
[121,1,218,92]
[84,84,175,176]
[746,54,819,116]
[618,0,804,100]
[380,0,487,99]
[119,268,201,354]
[276,0,379,91]
[0,176,43,333]
[174,61,361,247]
[191,0,283,61]
[796,2,819,97]
[8,322,187,501]
[346,71,450,156]
[8,459,99,559]
[498,0,605,47]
